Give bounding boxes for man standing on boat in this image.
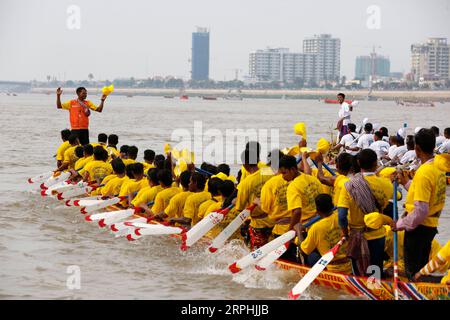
[56,87,107,145]
[336,93,352,141]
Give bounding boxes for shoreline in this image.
[29,87,450,101]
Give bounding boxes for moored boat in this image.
[323,98,353,104]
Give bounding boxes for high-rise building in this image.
[355,54,390,80]
[411,38,450,81]
[303,34,341,82]
[249,34,340,83]
[191,27,210,81]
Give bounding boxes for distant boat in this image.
[126,94,133,98]
[323,98,353,104]
[224,89,243,100]
[202,96,217,100]
[395,99,435,107]
[180,95,189,100]
[164,95,174,99]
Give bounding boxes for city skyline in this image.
[1,0,450,82]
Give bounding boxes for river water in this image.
[0,93,449,300]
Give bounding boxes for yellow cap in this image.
[317,138,331,154]
[364,212,393,229]
[379,167,396,178]
[287,145,300,156]
[294,122,307,139]
[434,154,450,172]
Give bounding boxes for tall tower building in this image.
[191,27,210,81]
[411,38,450,81]
[355,54,390,80]
[303,34,341,82]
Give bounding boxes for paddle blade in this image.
[28,171,54,184]
[255,242,289,271]
[80,197,121,213]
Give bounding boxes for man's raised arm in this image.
[96,94,107,113]
[56,87,63,109]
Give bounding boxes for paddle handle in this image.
[312,160,336,176]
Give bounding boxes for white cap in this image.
[414,127,422,134]
[397,128,406,138]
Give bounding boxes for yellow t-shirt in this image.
[107,146,120,158]
[74,155,94,171]
[80,160,113,183]
[56,141,71,162]
[62,145,80,170]
[163,191,192,218]
[90,173,117,195]
[151,186,181,214]
[311,168,334,196]
[332,174,350,207]
[101,176,129,197]
[183,191,212,226]
[236,168,275,229]
[119,178,148,197]
[337,174,393,240]
[197,196,222,220]
[260,174,291,235]
[143,162,156,174]
[300,212,352,274]
[131,185,163,207]
[239,162,271,184]
[122,159,136,166]
[404,161,446,228]
[286,173,322,223]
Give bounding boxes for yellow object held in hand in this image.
[316,138,330,154]
[379,167,396,179]
[101,84,114,96]
[434,154,450,173]
[164,143,171,155]
[293,122,307,139]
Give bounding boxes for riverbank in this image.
[30,87,450,101]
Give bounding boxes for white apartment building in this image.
[411,38,450,81]
[303,34,341,82]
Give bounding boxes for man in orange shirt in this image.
[56,87,107,145]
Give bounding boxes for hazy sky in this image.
[1,0,449,82]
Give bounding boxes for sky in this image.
[1,0,449,82]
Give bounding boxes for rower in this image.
[118,162,148,205]
[235,148,275,249]
[107,134,120,159]
[332,123,359,156]
[143,149,156,173]
[119,145,129,160]
[391,128,447,280]
[91,133,108,149]
[337,149,394,277]
[147,169,181,218]
[197,177,224,220]
[131,168,162,213]
[55,134,80,172]
[79,146,112,184]
[353,123,374,152]
[123,145,138,166]
[159,170,192,221]
[74,144,94,173]
[99,158,128,197]
[400,135,417,165]
[300,194,352,274]
[437,127,450,154]
[56,129,72,168]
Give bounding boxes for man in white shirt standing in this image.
[336,93,352,140]
[370,131,390,159]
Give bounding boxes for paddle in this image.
[208,204,257,253]
[311,159,336,177]
[110,217,149,236]
[80,196,126,214]
[56,185,97,200]
[181,204,234,251]
[288,236,346,300]
[40,171,71,189]
[28,171,54,184]
[127,224,186,241]
[65,196,107,207]
[228,230,297,273]
[255,215,322,270]
[392,179,400,300]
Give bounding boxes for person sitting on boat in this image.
[157,170,191,222]
[300,194,352,274]
[91,133,108,150]
[431,126,446,150]
[332,123,360,156]
[437,127,450,154]
[123,146,138,166]
[370,131,390,160]
[146,169,181,219]
[131,168,162,212]
[143,149,156,173]
[414,240,450,285]
[350,123,374,153]
[74,144,94,173]
[235,148,275,249]
[118,162,148,206]
[56,87,107,145]
[56,129,72,168]
[337,149,394,277]
[260,154,294,261]
[119,145,129,161]
[399,135,417,165]
[55,133,80,172]
[197,177,224,221]
[238,141,270,184]
[171,172,211,228]
[379,127,390,143]
[391,128,447,281]
[107,134,120,159]
[98,158,128,197]
[284,155,323,237]
[336,93,352,141]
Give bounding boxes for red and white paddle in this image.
[80,196,125,214]
[181,205,234,251]
[255,242,290,271]
[208,204,256,253]
[228,230,296,273]
[288,237,346,300]
[126,224,185,241]
[28,171,54,184]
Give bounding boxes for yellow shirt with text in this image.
[286,173,322,223]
